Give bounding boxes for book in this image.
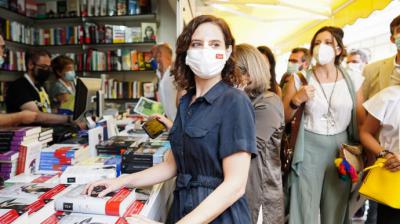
[17,0,25,15]
[6,174,58,184]
[142,82,155,98]
[108,0,116,16]
[130,27,141,42]
[44,213,129,224]
[116,0,126,16]
[57,0,67,17]
[100,0,107,16]
[141,22,156,42]
[16,142,41,175]
[134,97,164,116]
[25,0,37,17]
[66,0,80,17]
[46,1,57,18]
[54,185,137,216]
[113,25,125,43]
[128,0,138,15]
[96,136,144,155]
[60,165,116,184]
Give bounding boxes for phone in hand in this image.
[142,118,166,139]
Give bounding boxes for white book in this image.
[54,185,137,216]
[58,213,125,224]
[6,173,58,184]
[60,165,116,184]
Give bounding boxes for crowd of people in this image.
[1,12,400,224]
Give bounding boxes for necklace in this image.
[313,67,339,134]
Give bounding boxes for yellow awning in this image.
[276,0,393,53]
[199,0,394,53]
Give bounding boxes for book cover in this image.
[87,0,94,17]
[17,0,25,15]
[66,0,79,17]
[16,142,41,175]
[45,1,57,18]
[57,0,67,17]
[116,0,126,16]
[54,185,137,216]
[141,22,156,42]
[142,82,155,98]
[80,0,88,17]
[100,0,107,16]
[108,0,116,16]
[133,97,164,116]
[143,51,152,70]
[60,165,116,184]
[112,25,126,44]
[122,49,131,71]
[130,27,141,43]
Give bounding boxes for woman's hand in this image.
[384,153,400,172]
[126,215,162,224]
[82,177,126,198]
[292,85,315,105]
[150,114,173,130]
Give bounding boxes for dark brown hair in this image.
[390,15,400,36]
[291,47,311,64]
[51,55,74,78]
[172,15,240,91]
[257,46,279,95]
[25,49,51,71]
[310,26,346,65]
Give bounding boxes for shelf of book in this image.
[84,14,156,24]
[83,42,156,49]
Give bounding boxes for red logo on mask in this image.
[216,54,224,59]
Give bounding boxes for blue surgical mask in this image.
[65,71,76,81]
[396,35,400,50]
[151,58,158,70]
[0,56,4,67]
[287,62,300,73]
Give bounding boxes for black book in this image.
[96,136,142,155]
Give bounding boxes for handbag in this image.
[359,158,400,208]
[339,143,364,173]
[280,72,308,178]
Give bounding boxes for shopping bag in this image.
[359,158,400,208]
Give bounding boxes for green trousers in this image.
[289,130,351,224]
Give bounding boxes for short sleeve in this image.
[218,94,256,159]
[363,86,400,125]
[6,79,37,112]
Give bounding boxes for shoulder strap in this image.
[339,66,359,142]
[296,71,308,86]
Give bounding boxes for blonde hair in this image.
[236,44,271,98]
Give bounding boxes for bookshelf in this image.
[0,1,159,108]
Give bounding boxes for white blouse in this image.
[294,69,364,135]
[363,85,400,153]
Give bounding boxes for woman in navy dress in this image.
[84,15,257,224]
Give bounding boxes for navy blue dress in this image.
[167,81,257,223]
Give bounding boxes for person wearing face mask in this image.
[346,49,368,74]
[236,44,285,224]
[0,34,38,126]
[281,48,311,91]
[283,26,365,224]
[360,14,400,224]
[84,15,256,224]
[50,55,76,115]
[5,50,76,125]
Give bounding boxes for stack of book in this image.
[0,183,71,224]
[38,128,53,148]
[95,136,144,155]
[0,150,19,181]
[121,141,170,174]
[36,144,89,174]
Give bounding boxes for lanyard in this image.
[24,74,52,113]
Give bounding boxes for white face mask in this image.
[313,43,335,65]
[347,62,364,73]
[185,48,231,79]
[287,62,300,73]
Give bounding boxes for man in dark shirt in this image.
[5,50,73,125]
[0,34,38,126]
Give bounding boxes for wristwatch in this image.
[290,100,300,110]
[377,149,391,158]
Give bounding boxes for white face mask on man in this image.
[185,47,231,79]
[313,43,336,65]
[347,62,364,73]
